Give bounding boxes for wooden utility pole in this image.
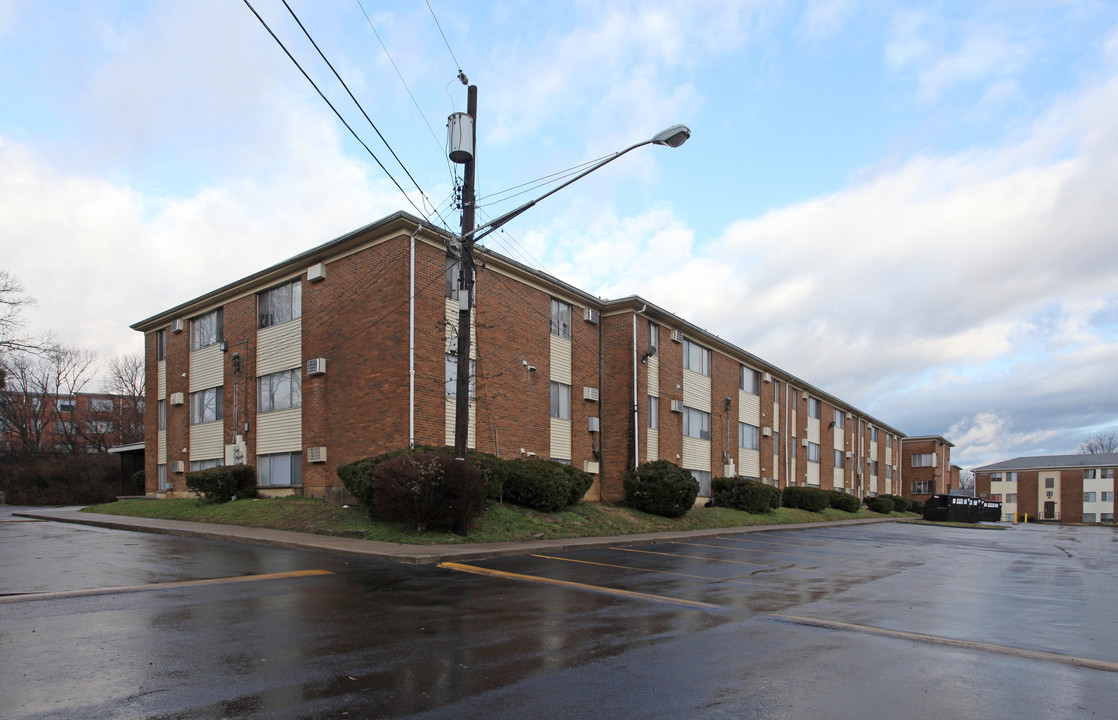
[453,84,477,459]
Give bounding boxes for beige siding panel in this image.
[886,445,893,465]
[740,449,760,477]
[682,437,710,472]
[647,427,658,461]
[772,402,780,427]
[647,355,659,396]
[189,421,224,461]
[808,417,820,444]
[682,369,711,409]
[870,440,879,458]
[157,361,166,399]
[444,397,476,449]
[738,390,760,425]
[834,426,844,448]
[807,462,820,486]
[445,299,477,359]
[257,318,302,376]
[834,467,845,489]
[189,345,223,392]
[257,408,302,455]
[550,335,572,385]
[550,417,571,461]
[157,429,167,463]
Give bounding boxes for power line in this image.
[425,0,464,79]
[476,153,614,208]
[242,0,432,223]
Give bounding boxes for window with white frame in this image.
[991,494,1002,502]
[157,463,168,490]
[156,329,166,361]
[833,410,844,429]
[445,356,476,398]
[886,434,893,449]
[1083,513,1097,523]
[1045,478,1055,488]
[85,420,115,434]
[1006,493,1018,503]
[258,451,302,487]
[550,299,571,339]
[739,422,759,450]
[190,458,222,471]
[189,387,223,425]
[834,449,843,466]
[886,465,893,480]
[1103,491,1114,502]
[912,453,936,467]
[57,399,76,412]
[258,280,302,328]
[190,308,223,351]
[912,480,935,494]
[869,426,879,442]
[648,395,658,429]
[1103,513,1114,523]
[1006,472,1017,482]
[808,442,820,463]
[1084,492,1097,503]
[258,369,302,413]
[871,459,879,476]
[683,406,711,440]
[808,397,820,419]
[1103,469,1115,479]
[1084,469,1098,479]
[648,320,658,350]
[990,472,1002,481]
[550,382,571,420]
[89,398,114,412]
[158,400,166,431]
[741,367,760,395]
[683,339,711,377]
[445,254,460,300]
[689,469,711,495]
[773,430,779,455]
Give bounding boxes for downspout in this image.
[408,223,420,448]
[598,314,605,501]
[633,305,647,469]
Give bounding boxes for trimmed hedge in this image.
[624,460,698,518]
[185,464,257,503]
[372,453,486,532]
[557,463,594,506]
[867,496,895,514]
[497,458,574,513]
[782,485,830,512]
[335,444,447,518]
[827,490,861,513]
[712,477,779,514]
[0,454,120,505]
[910,499,925,514]
[880,494,912,513]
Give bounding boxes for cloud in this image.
[801,0,855,39]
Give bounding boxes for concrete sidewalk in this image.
[14,506,910,565]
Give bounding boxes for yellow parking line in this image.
[672,540,824,565]
[439,561,719,610]
[769,614,1118,674]
[531,553,756,586]
[614,546,813,572]
[0,569,333,604]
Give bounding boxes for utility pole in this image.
[452,84,477,459]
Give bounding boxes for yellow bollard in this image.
[1013,512,1017,524]
[1024,512,1028,524]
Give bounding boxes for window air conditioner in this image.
[169,392,184,406]
[588,417,600,433]
[307,446,327,463]
[762,427,772,437]
[584,308,600,324]
[170,460,185,473]
[801,438,809,447]
[307,262,326,283]
[170,319,184,333]
[670,399,684,413]
[307,358,327,376]
[763,372,772,383]
[583,386,599,402]
[670,329,684,343]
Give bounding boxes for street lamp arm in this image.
[465,125,690,246]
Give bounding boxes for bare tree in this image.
[0,353,50,455]
[0,346,98,455]
[958,468,975,490]
[103,352,145,444]
[1078,432,1118,455]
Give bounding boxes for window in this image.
[1084,492,1097,503]
[56,399,76,412]
[886,434,893,449]
[689,469,711,496]
[445,356,476,398]
[1006,472,1017,482]
[683,406,711,440]
[1084,469,1098,480]
[808,442,820,463]
[156,329,166,361]
[648,320,658,350]
[1103,491,1114,502]
[258,280,302,328]
[189,387,223,425]
[741,367,760,395]
[683,339,711,377]
[157,463,168,491]
[445,255,460,300]
[833,410,844,429]
[1045,478,1055,488]
[190,458,222,471]
[258,369,302,413]
[158,400,166,431]
[258,452,302,487]
[190,308,223,351]
[1083,513,1097,524]
[550,382,571,420]
[912,480,935,494]
[773,430,779,455]
[1103,513,1114,523]
[871,459,879,476]
[807,397,820,419]
[739,422,759,450]
[648,395,658,429]
[990,472,1002,481]
[991,494,1002,502]
[912,453,936,467]
[550,299,571,339]
[1103,469,1115,479]
[869,426,879,442]
[886,465,893,480]
[54,420,77,433]
[1006,493,1018,503]
[88,398,114,412]
[834,449,844,467]
[85,420,115,434]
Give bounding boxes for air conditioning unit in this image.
[169,392,184,406]
[588,417,600,433]
[670,399,684,413]
[846,451,853,459]
[170,460,185,474]
[584,308,600,324]
[583,386,599,402]
[762,427,772,437]
[583,460,600,474]
[307,358,327,376]
[307,262,326,283]
[170,319,185,333]
[801,438,809,447]
[670,329,684,343]
[307,446,327,463]
[763,372,772,383]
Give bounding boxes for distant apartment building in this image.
[975,454,1118,522]
[132,211,907,503]
[900,435,958,500]
[0,390,138,455]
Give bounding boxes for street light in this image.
[449,91,690,461]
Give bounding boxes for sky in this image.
[2,0,1117,471]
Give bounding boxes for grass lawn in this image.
[83,496,918,545]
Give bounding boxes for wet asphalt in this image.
[2,506,1117,719]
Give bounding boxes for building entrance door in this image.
[1044,501,1056,519]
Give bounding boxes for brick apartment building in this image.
[132,211,908,503]
[900,435,959,501]
[975,454,1118,522]
[0,390,137,455]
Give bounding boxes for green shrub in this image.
[557,463,594,505]
[712,477,776,514]
[827,490,861,513]
[185,465,257,503]
[497,458,573,512]
[465,450,507,501]
[782,485,830,512]
[910,499,925,514]
[0,455,120,505]
[336,444,446,518]
[867,496,895,514]
[881,494,912,513]
[623,460,698,518]
[130,469,146,494]
[371,453,486,532]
